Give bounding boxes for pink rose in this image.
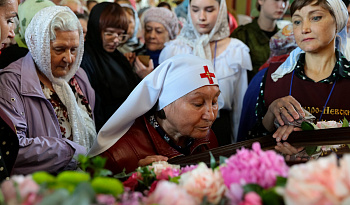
[315,121,342,129]
[179,163,226,204]
[96,194,116,205]
[284,154,349,205]
[156,167,180,180]
[146,181,196,205]
[239,192,262,205]
[123,172,141,191]
[1,175,40,204]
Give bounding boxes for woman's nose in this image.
[302,21,311,34]
[8,28,15,39]
[199,11,206,21]
[203,105,216,121]
[63,51,74,64]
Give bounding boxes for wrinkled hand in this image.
[138,155,168,167]
[124,52,136,65]
[269,96,305,126]
[134,56,154,79]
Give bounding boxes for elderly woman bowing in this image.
[88,54,220,174]
[0,6,96,175]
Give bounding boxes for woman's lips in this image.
[198,24,208,28]
[302,38,314,42]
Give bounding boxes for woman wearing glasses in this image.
[81,2,139,131]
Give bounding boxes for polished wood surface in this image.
[168,127,350,166]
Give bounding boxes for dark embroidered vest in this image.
[264,62,350,122]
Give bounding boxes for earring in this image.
[157,109,166,119]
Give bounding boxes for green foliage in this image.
[136,166,157,188]
[343,117,349,127]
[91,177,124,196]
[219,156,228,165]
[56,171,90,186]
[77,155,112,178]
[275,176,287,187]
[32,171,56,185]
[209,151,217,169]
[305,146,318,156]
[301,121,314,131]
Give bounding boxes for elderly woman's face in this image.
[0,0,17,48]
[292,4,336,53]
[144,22,170,51]
[50,30,79,78]
[162,85,220,139]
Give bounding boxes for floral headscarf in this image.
[177,0,230,60]
[15,0,55,48]
[25,6,96,149]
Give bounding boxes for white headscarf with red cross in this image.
[88,54,218,157]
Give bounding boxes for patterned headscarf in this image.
[272,0,349,82]
[25,6,96,149]
[120,3,140,45]
[88,54,218,156]
[15,0,55,48]
[177,0,230,60]
[143,7,179,40]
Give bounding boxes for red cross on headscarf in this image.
[200,65,215,84]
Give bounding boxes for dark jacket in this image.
[231,18,278,81]
[99,116,218,174]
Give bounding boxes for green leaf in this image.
[275,176,287,187]
[169,176,180,184]
[209,151,217,169]
[343,117,349,127]
[62,182,96,205]
[261,189,284,205]
[301,121,314,131]
[39,189,70,205]
[91,156,107,169]
[219,156,227,165]
[114,169,133,179]
[243,184,263,195]
[305,146,317,156]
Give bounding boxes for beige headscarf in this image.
[177,0,230,60]
[25,6,96,149]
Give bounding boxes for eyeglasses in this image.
[103,32,129,43]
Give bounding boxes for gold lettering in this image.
[340,110,344,115]
[335,109,339,115]
[316,108,320,114]
[311,107,317,114]
[326,107,330,114]
[330,109,334,115]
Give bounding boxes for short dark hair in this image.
[291,0,334,18]
[99,3,128,33]
[157,2,172,10]
[342,0,350,7]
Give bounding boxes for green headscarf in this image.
[15,0,55,48]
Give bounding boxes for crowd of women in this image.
[0,0,349,179]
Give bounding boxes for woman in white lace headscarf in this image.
[253,0,350,160]
[159,0,253,145]
[0,6,96,174]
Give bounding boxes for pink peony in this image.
[96,194,116,205]
[118,187,144,205]
[145,181,196,205]
[1,175,40,205]
[220,142,288,189]
[239,192,262,205]
[156,167,180,180]
[178,163,226,204]
[225,183,244,205]
[284,154,350,205]
[180,165,198,174]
